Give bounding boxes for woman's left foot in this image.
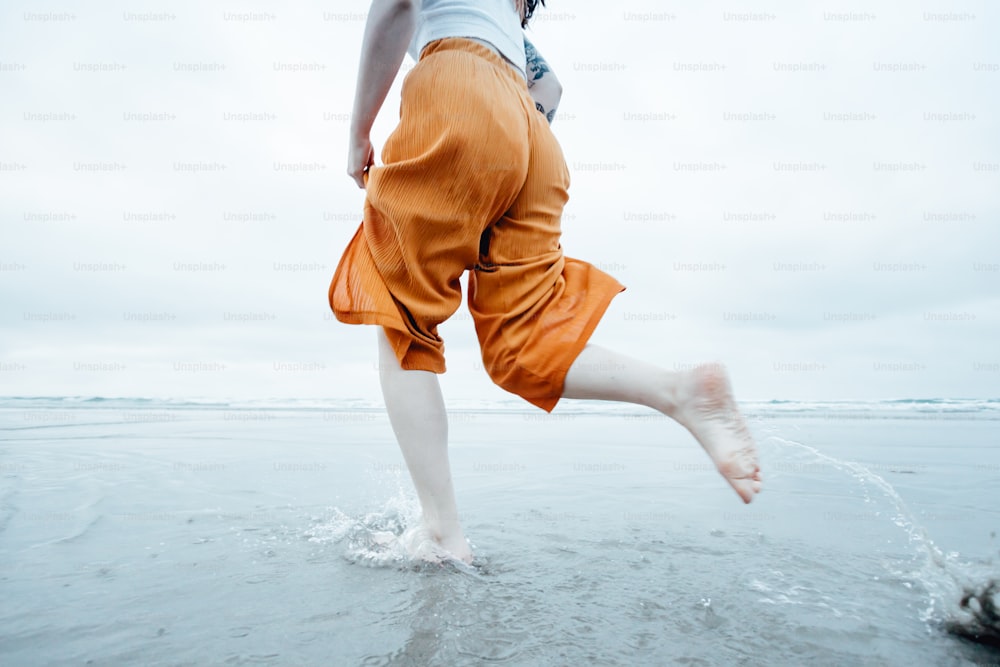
[401,523,473,564]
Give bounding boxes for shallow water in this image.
[1,399,998,666]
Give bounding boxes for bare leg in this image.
[562,344,762,503]
[376,327,472,563]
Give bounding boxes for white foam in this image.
[305,491,469,568]
[769,435,995,633]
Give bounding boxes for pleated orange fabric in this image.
[329,37,625,412]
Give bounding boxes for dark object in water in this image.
[945,580,1000,648]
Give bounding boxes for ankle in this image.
[655,369,685,418]
[422,515,463,540]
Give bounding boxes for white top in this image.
[407,0,526,79]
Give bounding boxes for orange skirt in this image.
[329,37,625,412]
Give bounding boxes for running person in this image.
[332,0,762,564]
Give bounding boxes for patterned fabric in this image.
[329,38,625,411]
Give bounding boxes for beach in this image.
[1,397,998,666]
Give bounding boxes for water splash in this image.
[768,434,1000,648]
[945,581,1000,648]
[305,491,476,571]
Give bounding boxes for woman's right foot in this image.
[670,363,762,503]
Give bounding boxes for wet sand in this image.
[1,399,998,666]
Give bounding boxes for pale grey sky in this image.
[1,0,998,403]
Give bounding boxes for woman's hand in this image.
[348,136,375,189]
[347,0,417,189]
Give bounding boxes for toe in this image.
[733,479,758,503]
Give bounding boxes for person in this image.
[330,0,762,564]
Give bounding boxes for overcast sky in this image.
[1,0,997,404]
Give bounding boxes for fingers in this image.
[348,142,375,189]
[350,164,368,189]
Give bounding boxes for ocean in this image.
[1,397,998,666]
